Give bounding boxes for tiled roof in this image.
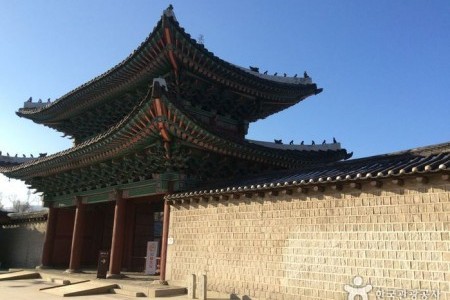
[16,7,320,140]
[1,210,48,227]
[167,142,450,200]
[0,155,36,167]
[1,81,350,189]
[1,86,157,178]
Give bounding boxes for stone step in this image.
[0,270,41,281]
[38,272,89,287]
[148,285,187,298]
[39,279,90,291]
[110,288,146,297]
[42,281,118,296]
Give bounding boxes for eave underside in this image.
[3,82,348,201]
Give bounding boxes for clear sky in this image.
[1,1,449,207]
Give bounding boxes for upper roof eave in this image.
[15,7,320,129]
[15,17,165,122]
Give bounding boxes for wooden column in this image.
[160,180,174,281]
[38,203,57,269]
[65,196,85,273]
[107,190,127,278]
[159,199,171,281]
[123,202,136,271]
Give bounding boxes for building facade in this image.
[0,7,349,280]
[0,7,448,300]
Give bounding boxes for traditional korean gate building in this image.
[0,7,349,277]
[1,7,449,299]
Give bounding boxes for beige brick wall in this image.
[166,177,450,300]
[0,221,46,269]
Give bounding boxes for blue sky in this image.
[1,1,449,206]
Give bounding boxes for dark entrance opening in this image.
[81,201,115,267]
[124,195,164,272]
[51,207,75,267]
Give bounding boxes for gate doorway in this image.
[124,195,164,272]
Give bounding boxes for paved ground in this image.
[0,279,229,299]
[0,278,136,300]
[0,270,229,299]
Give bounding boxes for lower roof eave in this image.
[166,142,450,202]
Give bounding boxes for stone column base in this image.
[35,265,51,270]
[64,268,81,274]
[106,273,125,279]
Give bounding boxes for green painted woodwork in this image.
[126,184,157,198]
[54,197,75,208]
[11,89,348,199]
[85,192,110,204]
[45,174,182,207]
[7,81,349,202]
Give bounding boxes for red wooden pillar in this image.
[107,190,127,278]
[66,196,86,273]
[159,199,171,281]
[38,203,57,269]
[123,202,136,271]
[160,180,174,281]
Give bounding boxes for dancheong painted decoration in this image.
[1,6,351,205]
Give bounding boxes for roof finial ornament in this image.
[153,77,168,91]
[197,34,205,45]
[164,4,177,20]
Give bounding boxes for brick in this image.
[166,180,450,299]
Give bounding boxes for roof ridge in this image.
[168,141,450,198]
[345,141,450,163]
